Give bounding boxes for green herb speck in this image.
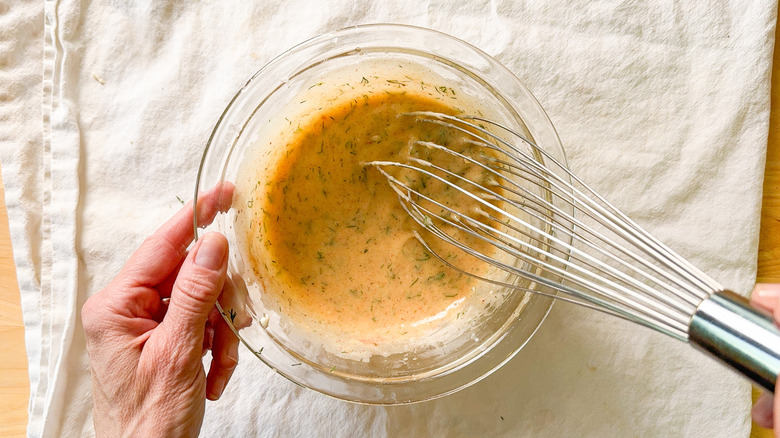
[428,272,445,282]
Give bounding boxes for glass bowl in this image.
[194,23,570,404]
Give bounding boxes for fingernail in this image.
[210,375,227,400]
[754,283,780,300]
[195,233,227,270]
[227,339,239,365]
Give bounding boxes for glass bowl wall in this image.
[194,24,570,404]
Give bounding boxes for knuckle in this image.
[171,269,222,314]
[177,270,219,299]
[146,231,186,257]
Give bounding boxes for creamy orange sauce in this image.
[238,73,501,348]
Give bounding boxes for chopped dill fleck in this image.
[410,278,419,287]
[228,308,237,323]
[291,363,302,367]
[175,195,185,204]
[360,77,369,85]
[330,366,336,372]
[428,272,445,282]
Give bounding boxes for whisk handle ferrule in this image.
[689,290,780,393]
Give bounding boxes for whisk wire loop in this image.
[368,111,780,393]
[415,139,706,307]
[370,112,722,338]
[470,113,720,295]
[373,160,692,337]
[404,153,697,320]
[411,112,720,297]
[411,229,690,341]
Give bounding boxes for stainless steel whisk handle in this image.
[689,290,780,392]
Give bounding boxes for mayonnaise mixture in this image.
[234,59,509,357]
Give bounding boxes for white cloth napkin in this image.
[2,0,776,436]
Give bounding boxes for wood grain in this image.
[750,9,780,438]
[0,169,29,438]
[758,29,780,285]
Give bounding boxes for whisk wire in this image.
[412,142,700,313]
[369,111,780,393]
[373,161,693,335]
[401,186,691,338]
[365,112,730,339]
[416,139,706,306]
[411,229,690,341]
[413,112,720,297]
[462,113,721,296]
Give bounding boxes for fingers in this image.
[752,391,774,429]
[120,183,234,288]
[162,232,229,352]
[750,284,780,430]
[206,312,239,400]
[218,275,254,330]
[201,306,223,355]
[751,283,780,319]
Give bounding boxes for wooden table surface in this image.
[751,11,780,434]
[3,29,780,438]
[0,169,29,438]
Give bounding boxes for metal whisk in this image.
[369,111,780,392]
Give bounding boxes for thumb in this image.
[164,232,229,348]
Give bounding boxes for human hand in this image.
[750,283,780,432]
[82,184,238,437]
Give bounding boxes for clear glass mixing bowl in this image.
[194,23,570,404]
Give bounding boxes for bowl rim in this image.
[194,22,570,405]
